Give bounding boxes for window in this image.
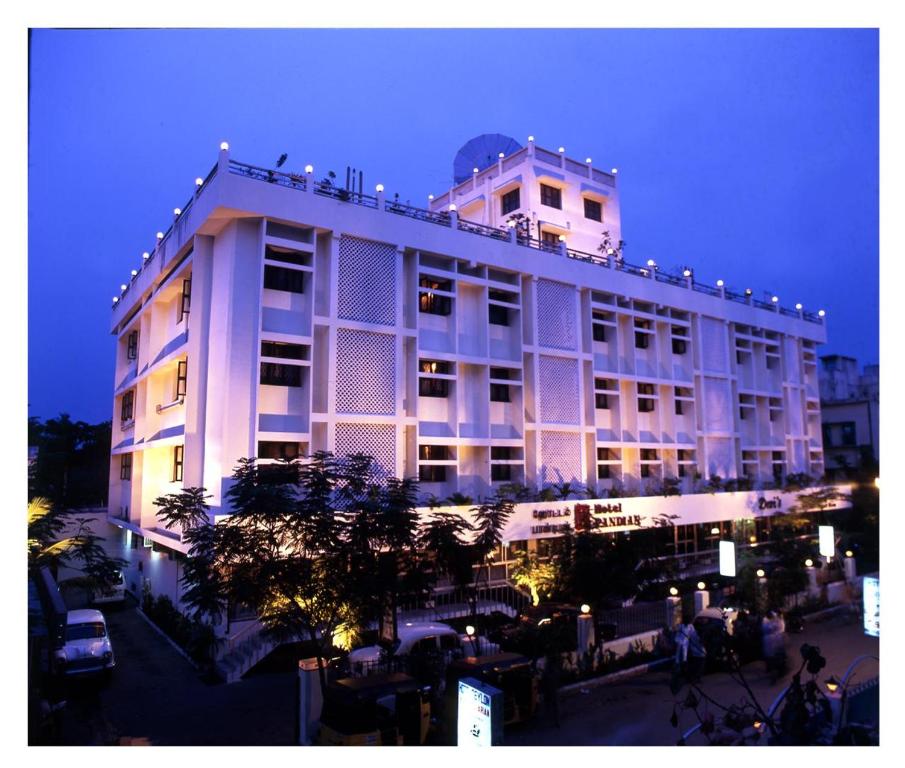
[675,399,684,416]
[419,378,449,398]
[541,230,561,247]
[540,184,562,209]
[488,304,509,326]
[121,390,134,422]
[491,464,512,482]
[638,398,655,413]
[583,197,602,222]
[840,422,857,446]
[419,291,452,315]
[120,453,132,481]
[678,464,689,478]
[635,331,650,349]
[263,264,305,293]
[260,362,302,387]
[491,446,515,461]
[595,393,610,410]
[261,341,306,360]
[640,464,652,478]
[172,445,184,482]
[739,407,747,420]
[597,447,613,461]
[258,441,301,460]
[490,383,510,402]
[175,360,187,398]
[419,445,450,461]
[420,276,452,292]
[597,464,611,479]
[501,187,520,215]
[593,324,607,342]
[672,338,687,355]
[419,465,447,483]
[180,278,192,320]
[736,351,745,365]
[126,330,138,360]
[265,244,308,266]
[638,383,655,396]
[772,463,784,481]
[420,359,451,375]
[489,367,512,380]
[640,449,658,461]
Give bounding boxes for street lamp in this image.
[825,675,840,693]
[805,558,814,568]
[580,604,591,615]
[669,586,679,597]
[756,569,765,578]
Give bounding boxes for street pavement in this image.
[505,610,879,746]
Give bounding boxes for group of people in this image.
[673,608,789,683]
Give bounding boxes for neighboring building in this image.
[819,355,879,479]
[106,136,846,606]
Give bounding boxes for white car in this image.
[348,621,463,674]
[93,571,126,605]
[55,609,116,677]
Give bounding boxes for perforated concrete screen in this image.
[540,430,582,486]
[337,236,396,326]
[700,316,728,373]
[335,328,396,415]
[703,377,732,432]
[536,279,577,350]
[334,423,396,478]
[538,355,580,424]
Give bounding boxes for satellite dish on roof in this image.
[453,134,523,184]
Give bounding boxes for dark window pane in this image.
[635,331,650,349]
[260,362,302,387]
[261,341,306,360]
[264,265,305,293]
[419,465,447,483]
[419,378,449,398]
[595,393,609,409]
[419,292,452,315]
[540,184,562,209]
[501,188,520,215]
[593,324,607,342]
[597,464,611,479]
[488,304,509,326]
[491,464,512,481]
[420,359,451,374]
[257,441,301,460]
[490,384,510,402]
[583,198,602,222]
[265,244,309,266]
[419,445,450,461]
[491,446,514,460]
[672,338,687,355]
[120,453,132,480]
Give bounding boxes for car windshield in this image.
[66,622,106,641]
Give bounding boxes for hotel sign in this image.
[528,502,646,535]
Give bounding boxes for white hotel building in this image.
[107,136,846,603]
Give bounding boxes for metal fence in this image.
[595,601,667,639]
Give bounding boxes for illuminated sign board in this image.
[457,677,503,746]
[719,541,736,577]
[863,576,879,638]
[818,525,835,558]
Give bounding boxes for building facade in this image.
[107,137,844,603]
[819,355,879,478]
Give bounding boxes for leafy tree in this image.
[510,551,560,606]
[27,496,124,595]
[468,494,514,622]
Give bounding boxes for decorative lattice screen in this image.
[538,355,580,424]
[334,423,396,478]
[784,338,800,384]
[700,317,727,373]
[337,236,396,326]
[335,328,396,415]
[540,430,582,486]
[536,279,577,350]
[703,377,732,432]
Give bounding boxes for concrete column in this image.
[694,589,710,615]
[844,556,857,582]
[806,564,819,597]
[755,576,769,614]
[577,613,595,652]
[509,226,518,244]
[376,188,385,210]
[666,596,682,630]
[449,207,458,229]
[298,658,323,745]
[305,167,314,193]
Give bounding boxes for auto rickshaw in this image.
[316,672,432,746]
[444,652,538,726]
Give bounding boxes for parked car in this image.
[496,603,579,655]
[348,622,464,676]
[54,609,115,678]
[93,570,126,605]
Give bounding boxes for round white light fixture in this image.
[647,259,656,267]
[580,604,590,614]
[219,141,229,151]
[805,558,814,568]
[448,203,457,212]
[845,550,853,558]
[818,309,826,317]
[142,252,150,260]
[304,164,314,174]
[717,279,724,287]
[113,296,119,303]
[131,269,137,276]
[558,234,566,242]
[375,184,384,193]
[507,220,516,228]
[745,288,753,296]
[795,303,803,310]
[611,168,618,174]
[528,135,535,142]
[156,232,164,240]
[465,625,475,636]
[756,569,765,578]
[772,295,779,303]
[749,535,757,543]
[710,527,720,535]
[558,146,565,153]
[498,152,505,159]
[428,194,434,200]
[696,581,706,591]
[120,284,127,291]
[606,248,615,255]
[669,586,679,596]
[473,167,479,174]
[586,157,592,163]
[174,208,181,216]
[195,177,203,187]
[683,269,692,277]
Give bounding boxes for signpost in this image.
[457,677,503,746]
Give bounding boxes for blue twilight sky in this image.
[27,28,878,424]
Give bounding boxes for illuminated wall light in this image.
[465,624,475,636]
[586,157,592,163]
[611,168,618,174]
[112,296,119,303]
[428,194,434,200]
[606,248,615,255]
[558,147,565,153]
[174,208,181,216]
[120,284,127,291]
[304,164,314,174]
[375,184,384,193]
[142,252,150,260]
[845,550,854,558]
[473,167,479,174]
[795,303,803,310]
[448,204,457,212]
[749,535,757,543]
[683,269,692,277]
[195,177,203,187]
[647,259,656,267]
[710,527,720,535]
[156,232,164,240]
[131,269,138,276]
[558,235,566,242]
[498,152,505,159]
[716,279,724,287]
[818,309,826,317]
[219,141,229,151]
[771,295,779,303]
[507,220,516,228]
[527,135,535,142]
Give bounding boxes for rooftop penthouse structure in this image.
[107,136,834,581]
